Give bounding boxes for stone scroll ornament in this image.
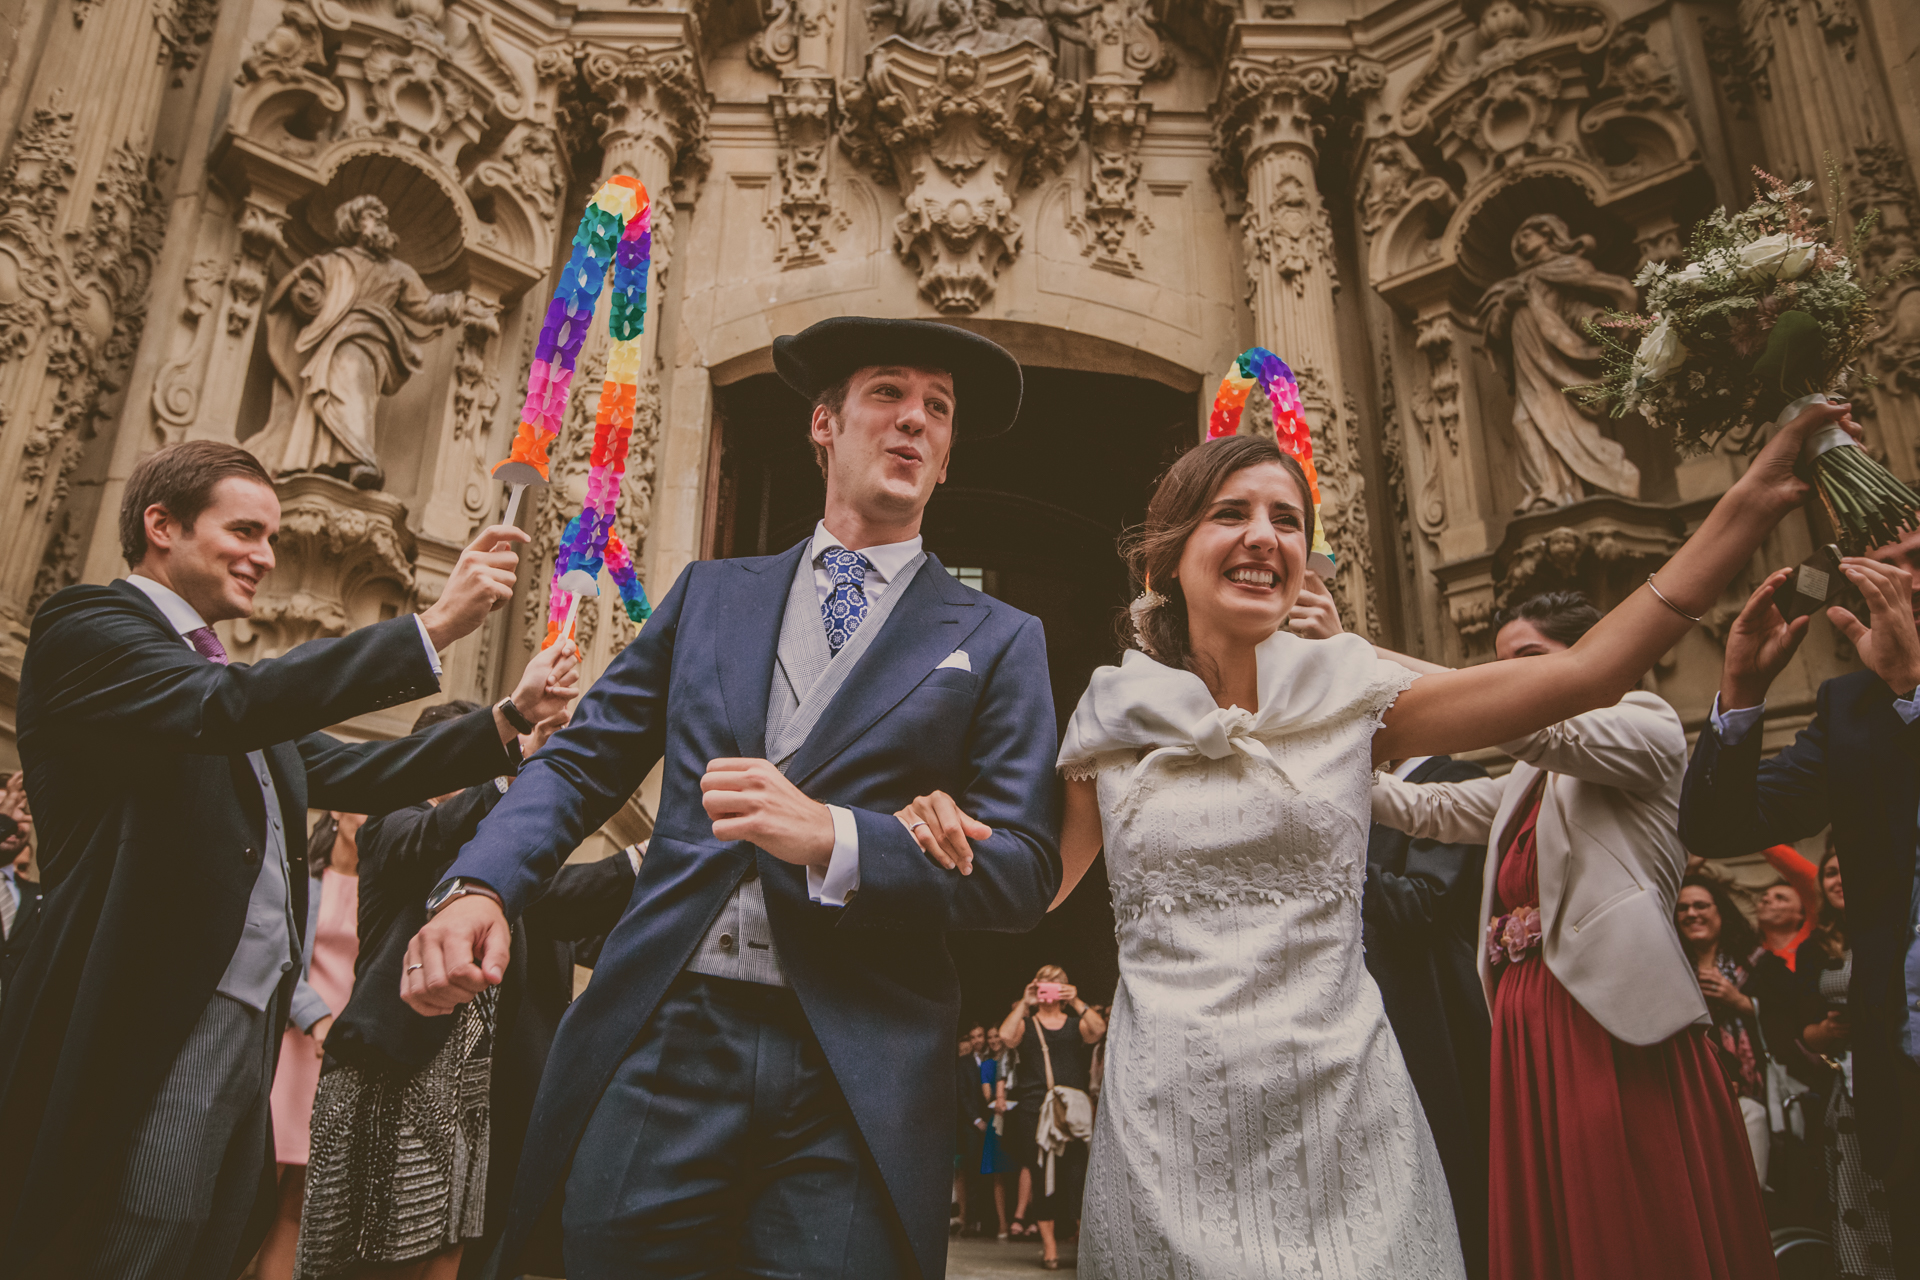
[1207,347,1338,577]
[490,176,656,650]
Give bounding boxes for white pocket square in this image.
[936,649,972,672]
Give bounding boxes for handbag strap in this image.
[1032,1015,1057,1092]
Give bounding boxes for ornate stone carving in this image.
[1375,341,1416,569]
[1072,80,1150,272]
[579,44,713,186]
[0,104,168,518]
[1475,212,1641,511]
[768,76,840,266]
[1356,137,1426,238]
[155,0,220,85]
[228,201,289,336]
[353,38,483,162]
[151,259,229,438]
[228,475,419,661]
[452,296,503,530]
[1296,367,1379,639]
[1410,310,1456,541]
[1241,172,1335,300]
[1598,26,1680,111]
[870,0,1095,58]
[1211,55,1344,194]
[1495,518,1681,612]
[29,509,80,616]
[250,195,465,490]
[1699,20,1757,117]
[240,2,331,87]
[489,124,567,221]
[840,39,1082,312]
[1444,63,1568,171]
[1398,0,1612,137]
[751,0,836,71]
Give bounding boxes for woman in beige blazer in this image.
[1371,592,1769,1280]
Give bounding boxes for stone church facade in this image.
[0,0,1916,824]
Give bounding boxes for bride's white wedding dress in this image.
[1058,631,1465,1280]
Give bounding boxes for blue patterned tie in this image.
[820,547,872,656]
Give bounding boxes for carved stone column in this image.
[1214,54,1381,635]
[1736,0,1920,485]
[1072,0,1170,273]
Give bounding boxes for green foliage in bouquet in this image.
[1575,167,1909,454]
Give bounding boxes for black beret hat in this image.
[772,316,1023,439]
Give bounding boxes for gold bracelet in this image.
[1646,573,1703,625]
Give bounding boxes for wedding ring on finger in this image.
[406,963,424,972]
[909,821,929,835]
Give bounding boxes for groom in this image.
[403,316,1063,1279]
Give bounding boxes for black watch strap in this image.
[497,696,534,734]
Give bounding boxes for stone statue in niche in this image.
[250,195,464,490]
[1476,213,1640,512]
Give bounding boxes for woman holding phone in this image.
[999,966,1106,1270]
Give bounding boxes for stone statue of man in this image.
[1477,213,1641,513]
[251,195,464,490]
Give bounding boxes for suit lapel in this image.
[716,541,809,759]
[785,554,987,786]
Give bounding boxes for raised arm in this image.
[1370,772,1504,846]
[1372,400,1845,765]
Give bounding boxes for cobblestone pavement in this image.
[947,1234,1079,1277]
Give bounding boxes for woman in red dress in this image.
[1374,591,1776,1280]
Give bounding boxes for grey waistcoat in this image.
[215,750,299,1010]
[683,547,928,987]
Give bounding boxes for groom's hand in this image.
[897,790,992,874]
[702,758,835,866]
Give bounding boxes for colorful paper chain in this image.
[1207,346,1336,571]
[487,174,655,649]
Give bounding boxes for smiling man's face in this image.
[142,477,280,624]
[814,364,955,533]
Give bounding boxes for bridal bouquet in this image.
[1578,168,1920,553]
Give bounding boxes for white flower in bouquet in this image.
[1736,232,1820,281]
[1630,314,1687,386]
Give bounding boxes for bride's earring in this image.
[1130,576,1168,656]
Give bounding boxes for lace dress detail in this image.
[1061,632,1465,1280]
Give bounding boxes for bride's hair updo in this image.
[1118,435,1316,672]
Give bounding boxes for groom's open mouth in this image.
[885,445,922,469]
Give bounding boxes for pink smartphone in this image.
[1036,982,1062,1003]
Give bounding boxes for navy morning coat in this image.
[446,538,1063,1280]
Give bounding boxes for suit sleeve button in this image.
[242,846,258,865]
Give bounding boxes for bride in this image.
[900,403,1843,1277]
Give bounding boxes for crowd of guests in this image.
[952,967,1108,1270]
[1358,568,1917,1279]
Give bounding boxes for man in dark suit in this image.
[0,774,37,992]
[1680,534,1920,1272]
[1363,753,1492,1278]
[0,439,577,1279]
[404,317,1062,1280]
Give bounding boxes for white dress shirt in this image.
[801,521,925,907]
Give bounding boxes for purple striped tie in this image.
[185,625,230,665]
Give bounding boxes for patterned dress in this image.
[1059,632,1464,1280]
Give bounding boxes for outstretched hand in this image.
[896,790,991,874]
[1730,399,1859,520]
[421,524,530,650]
[402,893,510,1016]
[1835,557,1920,695]
[1720,568,1811,710]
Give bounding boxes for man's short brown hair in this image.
[119,441,274,567]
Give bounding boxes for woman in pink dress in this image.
[254,811,364,1280]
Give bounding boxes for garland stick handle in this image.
[556,568,600,645]
[503,483,528,529]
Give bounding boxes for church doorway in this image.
[706,363,1197,1021]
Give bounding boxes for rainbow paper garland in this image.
[487,175,655,649]
[1207,346,1336,575]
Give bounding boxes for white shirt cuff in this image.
[414,614,443,677]
[1895,695,1920,725]
[807,805,861,906]
[1710,694,1766,746]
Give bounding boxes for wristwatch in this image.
[496,696,534,734]
[425,876,503,918]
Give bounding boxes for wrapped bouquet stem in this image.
[1578,167,1920,555]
